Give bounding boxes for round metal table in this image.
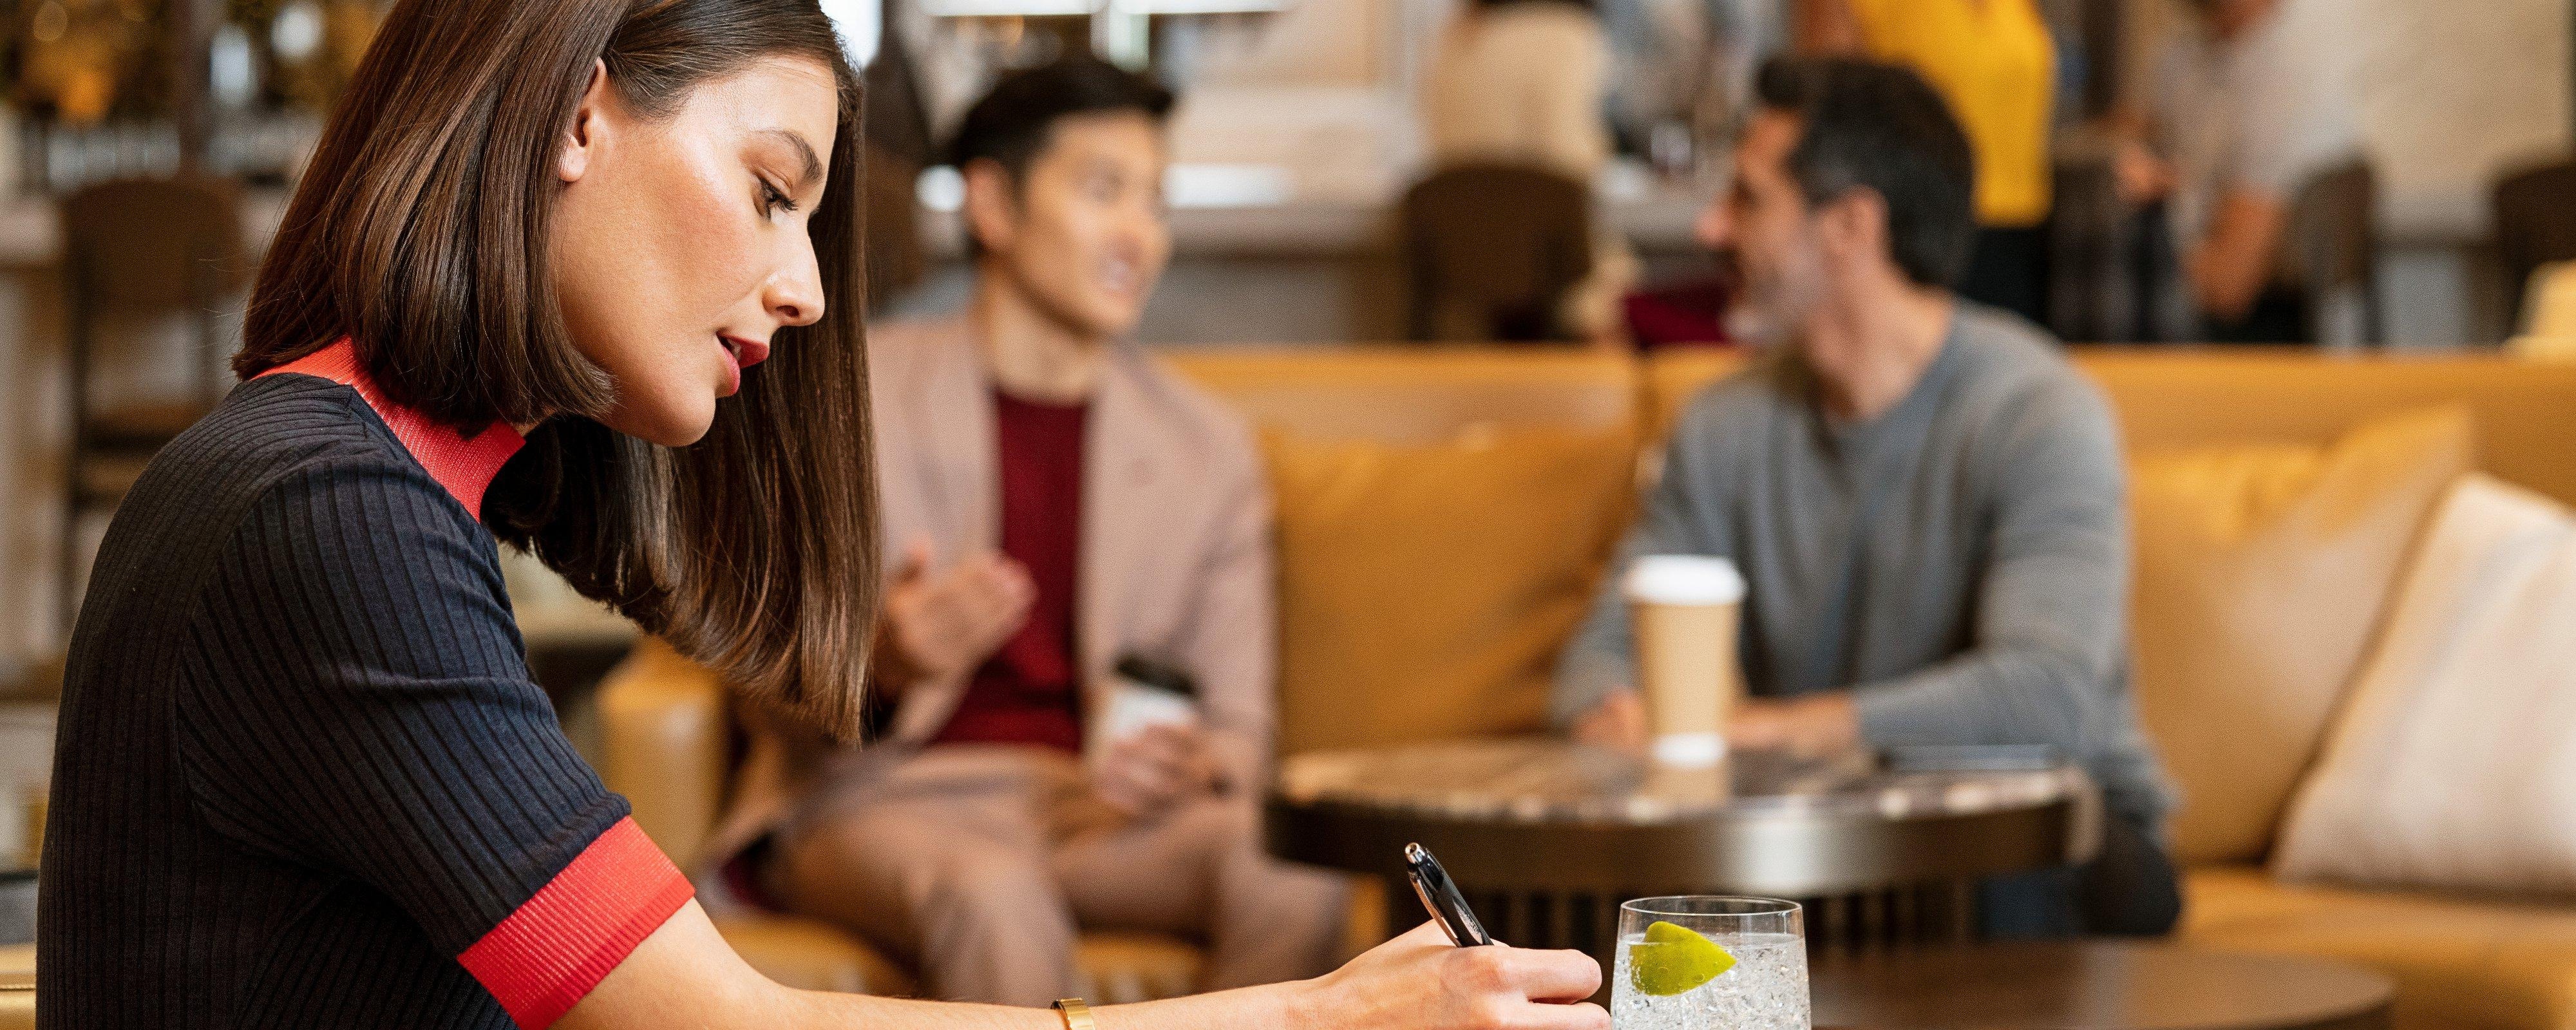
[1266,738,2096,953]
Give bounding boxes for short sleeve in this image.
[174,454,690,1028]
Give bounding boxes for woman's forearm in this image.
[781,991,1066,1029]
[572,901,1604,1030]
[785,984,1321,1030]
[569,901,1324,1030]
[769,973,1327,1029]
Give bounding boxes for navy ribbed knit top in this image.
[41,341,692,1029]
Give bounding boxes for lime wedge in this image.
[1627,920,1737,997]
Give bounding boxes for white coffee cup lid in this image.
[1624,554,1745,605]
[1653,732,1727,767]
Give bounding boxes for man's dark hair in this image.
[946,56,1177,183]
[1754,56,1978,289]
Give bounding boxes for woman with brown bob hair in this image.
[41,1,1605,1027]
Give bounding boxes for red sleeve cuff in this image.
[457,816,695,1029]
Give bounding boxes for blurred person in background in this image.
[2112,0,2363,342]
[1421,0,1640,344]
[1797,0,2058,328]
[707,57,1354,1006]
[1553,57,2178,939]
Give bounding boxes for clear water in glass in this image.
[1609,897,1810,1030]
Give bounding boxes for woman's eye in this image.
[760,180,798,218]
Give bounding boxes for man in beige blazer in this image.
[703,57,1348,1006]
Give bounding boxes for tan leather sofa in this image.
[0,944,27,1030]
[599,346,2576,1026]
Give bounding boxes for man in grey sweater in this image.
[1556,57,2179,935]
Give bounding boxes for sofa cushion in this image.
[2128,408,2472,865]
[2077,353,2576,510]
[597,637,730,865]
[2183,865,2576,1030]
[2275,476,2576,897]
[1265,425,1636,754]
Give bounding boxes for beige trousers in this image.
[772,745,1350,1007]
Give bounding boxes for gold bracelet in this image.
[1053,998,1096,1030]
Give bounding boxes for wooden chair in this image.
[2493,160,2576,325]
[2277,159,2382,347]
[2045,141,2195,344]
[1401,164,1593,343]
[57,177,245,625]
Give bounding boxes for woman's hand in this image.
[1292,921,1607,1030]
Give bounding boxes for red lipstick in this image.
[721,334,772,370]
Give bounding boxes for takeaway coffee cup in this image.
[1624,555,1746,767]
[1085,655,1201,777]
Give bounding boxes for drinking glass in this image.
[1611,896,1808,1029]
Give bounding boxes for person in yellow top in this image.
[1798,0,2058,326]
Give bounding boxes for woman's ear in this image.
[557,58,612,185]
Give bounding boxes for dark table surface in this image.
[1267,738,2098,897]
[1812,941,2396,1030]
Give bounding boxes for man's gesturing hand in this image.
[880,539,1036,688]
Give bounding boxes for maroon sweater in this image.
[930,391,1089,753]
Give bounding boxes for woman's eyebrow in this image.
[759,128,824,191]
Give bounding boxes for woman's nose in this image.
[768,243,827,328]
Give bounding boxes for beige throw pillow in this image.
[1264,425,1636,756]
[2130,408,2474,865]
[2273,476,2576,897]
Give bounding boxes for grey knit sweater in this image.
[1555,304,2174,821]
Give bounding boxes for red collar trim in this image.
[257,339,526,520]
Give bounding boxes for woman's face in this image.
[549,56,838,446]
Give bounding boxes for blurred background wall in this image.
[0,0,2568,678]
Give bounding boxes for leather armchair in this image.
[0,945,27,1030]
[0,973,27,1030]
